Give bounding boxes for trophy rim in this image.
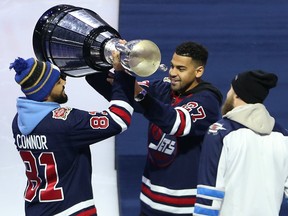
[32,4,79,62]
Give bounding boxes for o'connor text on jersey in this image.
[16,134,48,150]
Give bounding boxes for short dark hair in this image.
[175,41,208,66]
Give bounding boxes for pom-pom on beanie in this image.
[9,57,60,101]
[231,70,278,104]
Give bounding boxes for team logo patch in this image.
[52,107,72,120]
[208,122,226,135]
[163,77,171,83]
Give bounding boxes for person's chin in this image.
[171,84,179,92]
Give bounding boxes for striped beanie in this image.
[9,57,60,101]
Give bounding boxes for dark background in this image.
[116,0,288,215]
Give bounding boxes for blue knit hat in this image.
[9,57,60,101]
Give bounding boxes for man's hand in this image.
[106,71,115,85]
[112,50,124,71]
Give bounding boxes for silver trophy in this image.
[33,4,164,77]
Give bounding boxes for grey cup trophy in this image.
[33,4,163,77]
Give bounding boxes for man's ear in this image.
[195,66,204,78]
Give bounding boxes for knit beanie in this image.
[9,57,60,101]
[231,70,278,104]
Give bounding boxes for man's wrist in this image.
[134,88,147,102]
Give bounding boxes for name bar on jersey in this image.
[16,134,48,150]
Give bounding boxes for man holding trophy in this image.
[10,4,165,216]
[10,50,135,216]
[29,4,223,216]
[87,41,223,216]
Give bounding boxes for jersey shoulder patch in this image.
[52,107,72,120]
[163,77,171,83]
[208,122,226,135]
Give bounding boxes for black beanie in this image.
[231,70,278,104]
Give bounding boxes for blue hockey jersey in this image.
[85,74,222,216]
[136,78,222,216]
[12,72,135,216]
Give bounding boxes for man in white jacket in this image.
[194,70,288,216]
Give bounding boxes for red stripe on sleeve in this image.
[174,109,186,136]
[109,106,131,125]
[76,207,97,216]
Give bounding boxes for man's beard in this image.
[55,94,68,104]
[52,92,68,104]
[171,80,192,94]
[221,95,234,115]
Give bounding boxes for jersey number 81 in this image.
[20,151,64,202]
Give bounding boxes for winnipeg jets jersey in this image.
[137,78,222,216]
[12,72,135,216]
[85,74,222,216]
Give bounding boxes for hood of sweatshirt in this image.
[176,81,223,106]
[223,103,275,135]
[16,97,60,135]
